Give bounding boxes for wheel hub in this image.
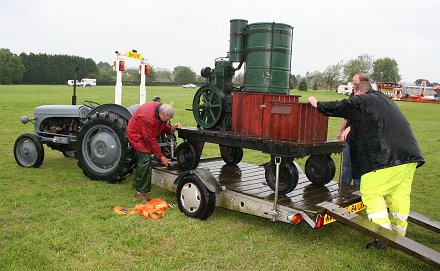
[95,142,107,156]
[20,141,37,163]
[88,130,120,167]
[180,183,201,213]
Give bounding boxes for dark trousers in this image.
[341,139,360,187]
[134,151,153,193]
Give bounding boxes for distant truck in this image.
[67,78,96,87]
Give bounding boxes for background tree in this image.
[156,70,173,81]
[97,61,112,70]
[342,54,374,82]
[371,57,401,83]
[123,66,156,86]
[308,71,324,90]
[173,66,196,85]
[96,69,115,85]
[298,78,308,91]
[0,48,25,84]
[123,69,140,86]
[323,61,344,91]
[19,52,98,84]
[289,74,299,89]
[414,79,432,87]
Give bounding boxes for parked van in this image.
[81,78,96,87]
[337,83,353,96]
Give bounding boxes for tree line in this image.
[0,48,201,86]
[1,48,437,89]
[291,54,401,91]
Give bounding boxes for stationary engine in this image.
[193,19,293,131]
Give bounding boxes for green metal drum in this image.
[229,19,248,62]
[243,22,293,94]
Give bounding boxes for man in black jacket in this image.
[308,82,424,248]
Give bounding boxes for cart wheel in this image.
[305,154,336,185]
[219,145,243,165]
[265,157,299,195]
[176,175,216,220]
[14,133,45,168]
[176,141,200,170]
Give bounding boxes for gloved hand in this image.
[160,156,170,167]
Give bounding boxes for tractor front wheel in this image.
[14,133,44,168]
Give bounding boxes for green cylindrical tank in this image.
[243,22,293,94]
[229,19,248,62]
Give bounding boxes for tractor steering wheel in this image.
[82,100,101,109]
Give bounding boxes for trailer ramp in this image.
[319,202,440,269]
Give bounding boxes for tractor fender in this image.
[86,104,133,121]
[174,168,223,193]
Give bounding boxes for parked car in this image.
[181,83,197,89]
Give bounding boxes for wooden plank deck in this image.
[154,158,361,216]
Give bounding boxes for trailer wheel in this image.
[76,112,135,183]
[176,141,200,170]
[176,175,216,220]
[305,154,336,185]
[219,145,243,165]
[265,158,299,195]
[14,133,45,168]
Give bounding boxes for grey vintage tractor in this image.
[14,100,176,183]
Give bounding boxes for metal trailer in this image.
[151,157,440,269]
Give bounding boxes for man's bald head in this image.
[354,81,372,95]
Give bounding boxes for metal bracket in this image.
[268,156,282,221]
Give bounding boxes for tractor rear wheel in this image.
[76,112,135,183]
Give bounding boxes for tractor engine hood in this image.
[34,105,90,118]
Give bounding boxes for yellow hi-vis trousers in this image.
[360,162,417,236]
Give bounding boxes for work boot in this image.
[135,192,149,201]
[365,239,388,249]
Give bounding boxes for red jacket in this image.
[127,102,172,158]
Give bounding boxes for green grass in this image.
[0,85,439,270]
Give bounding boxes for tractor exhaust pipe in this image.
[71,67,79,105]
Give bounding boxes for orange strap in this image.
[114,198,169,220]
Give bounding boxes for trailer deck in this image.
[152,157,362,226]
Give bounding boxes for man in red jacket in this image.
[127,102,181,201]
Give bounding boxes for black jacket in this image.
[317,90,424,177]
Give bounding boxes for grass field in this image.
[1,85,439,270]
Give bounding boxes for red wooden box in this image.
[231,92,328,142]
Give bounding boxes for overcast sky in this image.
[2,0,439,83]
